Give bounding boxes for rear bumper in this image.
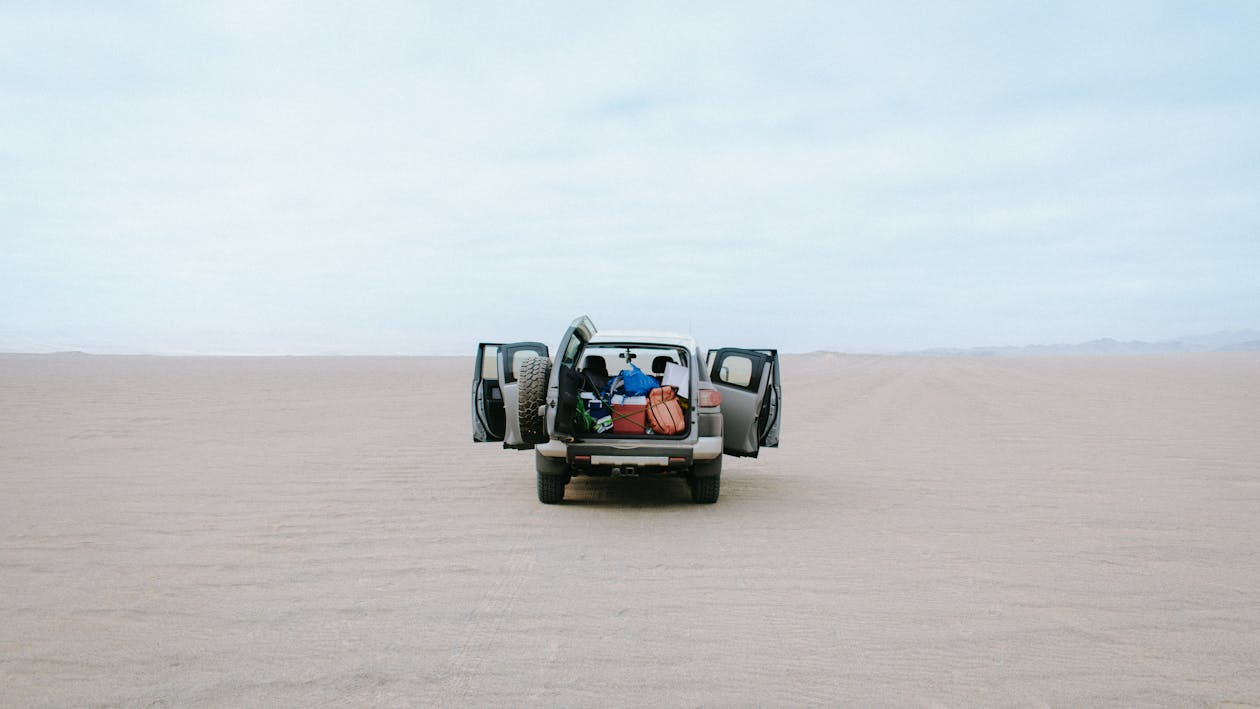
[536,436,723,466]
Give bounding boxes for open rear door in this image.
[708,348,782,457]
[497,341,549,449]
[471,342,505,442]
[547,315,597,439]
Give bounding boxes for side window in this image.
[481,345,499,380]
[715,353,755,389]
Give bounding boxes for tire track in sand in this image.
[430,541,536,703]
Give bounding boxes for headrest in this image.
[651,355,673,374]
[583,355,608,375]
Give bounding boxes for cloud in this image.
[2,1,1258,353]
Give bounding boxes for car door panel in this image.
[471,342,505,442]
[549,315,597,438]
[497,341,549,449]
[755,348,781,448]
[708,347,781,457]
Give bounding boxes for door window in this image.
[716,353,755,388]
[480,345,499,380]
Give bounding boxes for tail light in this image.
[697,387,722,408]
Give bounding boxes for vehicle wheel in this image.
[537,471,567,504]
[518,356,552,445]
[689,474,720,504]
[688,457,721,504]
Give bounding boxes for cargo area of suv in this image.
[471,315,781,504]
[570,343,693,439]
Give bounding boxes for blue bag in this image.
[616,363,659,397]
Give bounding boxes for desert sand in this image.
[2,352,1258,706]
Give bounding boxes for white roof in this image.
[588,330,699,350]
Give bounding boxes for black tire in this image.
[689,474,720,504]
[688,457,722,504]
[537,471,566,504]
[518,356,552,445]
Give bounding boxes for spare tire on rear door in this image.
[517,355,551,445]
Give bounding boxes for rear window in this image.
[580,345,688,374]
[563,335,583,366]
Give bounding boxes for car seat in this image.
[583,355,610,392]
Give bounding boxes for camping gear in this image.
[609,395,649,434]
[651,356,673,377]
[604,363,659,399]
[662,362,689,398]
[621,363,660,396]
[573,396,596,433]
[588,399,613,433]
[580,392,612,433]
[646,386,686,435]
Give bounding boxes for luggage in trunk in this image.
[610,395,649,434]
[646,386,685,435]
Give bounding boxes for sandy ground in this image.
[1,352,1258,707]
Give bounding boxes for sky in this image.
[2,1,1258,354]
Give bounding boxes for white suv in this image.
[472,315,781,504]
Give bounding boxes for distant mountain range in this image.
[905,330,1260,357]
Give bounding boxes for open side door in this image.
[471,342,505,442]
[547,315,597,439]
[497,341,549,449]
[756,348,781,448]
[708,347,782,457]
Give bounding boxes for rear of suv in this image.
[471,315,782,504]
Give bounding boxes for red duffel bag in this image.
[646,386,686,435]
